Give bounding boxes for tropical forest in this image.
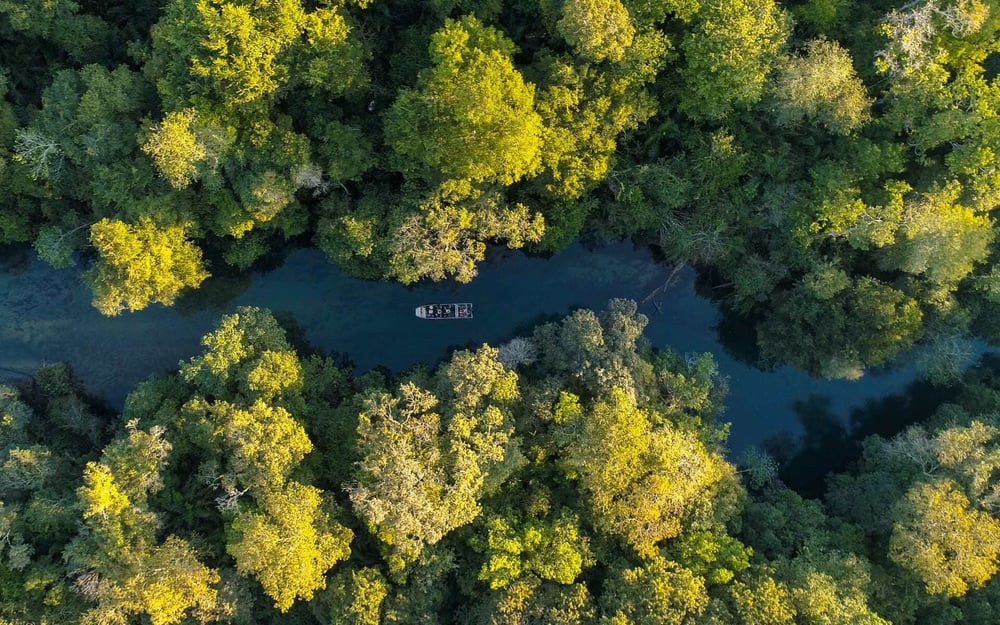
[1,0,1000,624]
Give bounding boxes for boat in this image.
[415,303,473,319]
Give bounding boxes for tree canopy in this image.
[5,305,1000,623]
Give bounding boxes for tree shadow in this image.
[0,244,33,274]
[847,378,958,442]
[688,265,773,371]
[713,302,772,371]
[766,377,960,498]
[984,51,1000,81]
[173,271,254,316]
[765,394,854,498]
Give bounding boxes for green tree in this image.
[141,109,213,189]
[728,576,796,625]
[890,479,1000,598]
[158,0,303,106]
[0,0,112,63]
[532,299,653,398]
[179,306,300,400]
[69,425,223,625]
[533,30,668,202]
[770,38,872,134]
[679,0,790,120]
[557,387,731,557]
[879,181,994,286]
[600,556,709,625]
[321,567,390,625]
[464,577,598,625]
[227,481,352,612]
[349,346,520,573]
[86,217,209,316]
[384,16,543,185]
[557,0,636,63]
[202,398,312,491]
[780,552,891,625]
[387,183,545,284]
[472,510,593,589]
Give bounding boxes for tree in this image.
[679,0,791,120]
[879,181,993,286]
[349,347,519,573]
[557,0,636,63]
[779,552,892,625]
[728,576,796,625]
[208,399,313,492]
[890,479,1000,598]
[771,38,872,135]
[0,0,112,63]
[290,5,370,97]
[140,109,211,189]
[387,184,545,284]
[347,384,464,572]
[875,0,992,77]
[227,481,352,612]
[384,16,543,185]
[85,217,209,315]
[557,387,730,557]
[801,172,904,252]
[69,426,223,625]
[161,0,303,106]
[78,535,223,625]
[532,299,652,399]
[601,556,709,625]
[533,30,668,201]
[464,577,598,625]
[321,567,390,625]
[179,306,300,400]
[472,510,593,589]
[666,529,751,585]
[151,0,366,108]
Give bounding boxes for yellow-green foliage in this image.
[228,482,352,612]
[890,480,1000,597]
[385,16,543,185]
[771,38,872,134]
[142,109,207,188]
[86,217,209,316]
[560,387,730,557]
[881,181,994,286]
[557,0,635,62]
[475,511,593,589]
[679,0,790,119]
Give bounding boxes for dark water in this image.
[0,242,921,452]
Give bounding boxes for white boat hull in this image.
[415,303,473,319]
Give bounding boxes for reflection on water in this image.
[0,242,925,452]
[768,378,960,497]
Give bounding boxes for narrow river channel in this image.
[0,242,920,452]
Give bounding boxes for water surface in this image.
[0,243,920,451]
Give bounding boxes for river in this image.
[0,242,921,452]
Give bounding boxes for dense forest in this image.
[3,1,1000,623]
[0,0,998,379]
[3,301,1000,625]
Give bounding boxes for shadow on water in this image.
[766,395,853,497]
[767,377,959,498]
[174,271,255,316]
[714,302,770,372]
[685,264,772,370]
[0,244,32,274]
